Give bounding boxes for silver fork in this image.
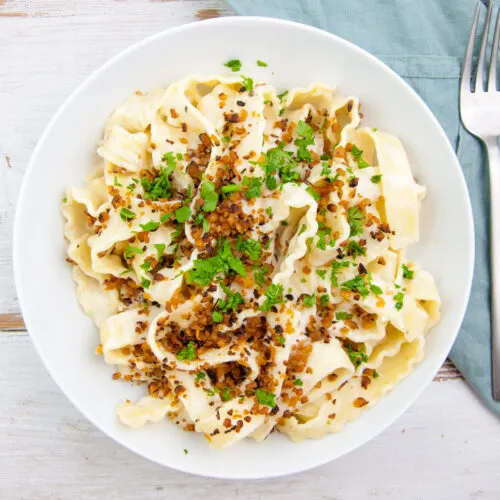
[461,0,500,400]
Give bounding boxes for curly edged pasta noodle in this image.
[61,73,440,448]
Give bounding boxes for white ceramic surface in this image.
[13,17,474,479]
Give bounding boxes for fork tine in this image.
[462,3,481,93]
[476,1,493,91]
[488,8,500,91]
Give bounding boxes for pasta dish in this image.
[62,69,440,448]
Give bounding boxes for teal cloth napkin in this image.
[228,0,500,414]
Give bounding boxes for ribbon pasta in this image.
[62,74,440,449]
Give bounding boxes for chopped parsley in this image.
[177,341,197,361]
[141,277,151,289]
[265,206,273,217]
[220,386,231,402]
[351,144,369,169]
[371,174,382,184]
[316,269,327,279]
[346,344,368,367]
[402,264,414,280]
[211,311,223,323]
[259,143,299,187]
[186,239,246,286]
[235,236,262,261]
[217,284,244,313]
[139,259,153,272]
[293,378,303,387]
[320,294,329,306]
[277,335,285,346]
[139,220,160,232]
[221,184,241,194]
[341,274,370,298]
[160,212,173,223]
[347,206,365,237]
[330,260,350,287]
[294,120,315,162]
[373,370,380,378]
[194,212,209,233]
[224,59,242,72]
[316,224,332,250]
[241,75,254,92]
[119,208,136,221]
[394,291,405,310]
[306,186,321,201]
[243,176,263,199]
[370,284,383,295]
[124,245,143,259]
[113,176,122,187]
[200,181,219,212]
[299,224,307,235]
[255,388,276,408]
[141,153,176,200]
[335,311,353,321]
[194,371,206,382]
[257,59,268,67]
[260,283,284,311]
[221,135,231,143]
[253,265,269,287]
[302,294,315,307]
[154,244,165,259]
[175,206,191,223]
[346,240,367,258]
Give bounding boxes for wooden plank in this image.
[0,332,497,498]
[0,313,25,330]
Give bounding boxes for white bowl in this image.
[14,17,474,479]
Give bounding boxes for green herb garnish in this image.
[200,181,219,212]
[224,59,242,72]
[255,389,276,408]
[177,341,197,361]
[402,264,414,280]
[260,283,284,311]
[119,208,136,221]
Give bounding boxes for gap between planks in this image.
[0,315,463,380]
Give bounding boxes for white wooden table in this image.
[1,1,499,498]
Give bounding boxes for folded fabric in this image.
[227,0,500,414]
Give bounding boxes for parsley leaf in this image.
[253,265,269,287]
[141,154,176,200]
[119,208,136,221]
[241,75,254,92]
[141,276,151,289]
[200,181,219,212]
[351,144,369,169]
[320,294,329,306]
[306,186,321,201]
[257,60,268,67]
[341,275,370,298]
[160,212,173,223]
[294,120,315,162]
[346,344,368,367]
[330,260,350,287]
[154,243,165,259]
[221,184,241,194]
[255,389,276,408]
[194,212,210,233]
[124,245,143,259]
[243,176,263,199]
[177,341,197,361]
[346,240,367,258]
[212,311,223,323]
[194,371,206,382]
[175,206,191,223]
[260,283,284,311]
[260,143,299,187]
[217,284,244,313]
[186,239,246,286]
[114,176,122,187]
[302,294,315,307]
[235,236,262,261]
[402,264,414,280]
[335,311,353,321]
[139,220,160,232]
[224,59,242,72]
[394,291,405,310]
[370,284,383,295]
[371,174,382,184]
[347,206,365,237]
[293,378,303,387]
[316,269,327,279]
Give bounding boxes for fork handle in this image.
[485,136,500,401]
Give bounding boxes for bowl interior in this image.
[14,17,473,479]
